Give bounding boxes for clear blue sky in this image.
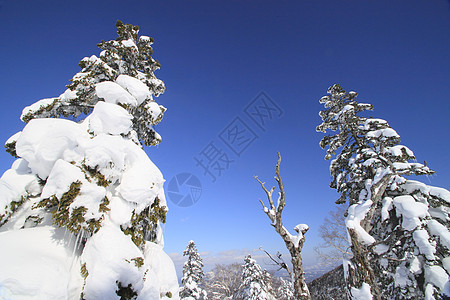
[0,0,449,272]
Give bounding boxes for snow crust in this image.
[350,282,372,299]
[413,229,436,260]
[425,265,449,293]
[95,81,138,106]
[116,74,153,104]
[0,226,83,299]
[88,101,133,136]
[346,201,376,245]
[393,195,429,231]
[428,220,450,250]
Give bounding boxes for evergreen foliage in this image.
[21,20,166,147]
[180,240,208,300]
[276,277,295,300]
[240,255,272,300]
[317,84,450,299]
[0,21,178,299]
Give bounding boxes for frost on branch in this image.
[0,21,179,299]
[317,84,450,300]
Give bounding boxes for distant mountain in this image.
[307,264,346,300]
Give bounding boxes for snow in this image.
[381,197,393,221]
[121,39,138,49]
[1,25,176,299]
[0,159,40,219]
[140,36,151,42]
[1,100,173,298]
[87,101,133,136]
[373,244,389,255]
[285,224,309,248]
[12,101,166,212]
[81,219,145,299]
[425,265,449,292]
[350,282,372,299]
[413,229,436,260]
[359,118,388,130]
[392,195,429,231]
[116,74,153,105]
[366,128,399,139]
[394,264,410,288]
[427,220,450,249]
[20,97,57,120]
[334,104,354,120]
[384,145,414,158]
[346,200,376,245]
[145,101,164,121]
[443,257,450,273]
[0,226,83,299]
[95,81,138,106]
[5,132,21,146]
[15,118,84,180]
[400,180,430,196]
[429,186,450,203]
[60,88,78,102]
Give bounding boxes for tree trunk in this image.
[255,153,311,300]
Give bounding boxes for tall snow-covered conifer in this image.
[317,84,450,299]
[180,240,208,300]
[0,21,179,299]
[240,255,273,300]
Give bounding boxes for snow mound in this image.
[116,75,153,105]
[0,226,83,300]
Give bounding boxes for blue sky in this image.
[0,0,449,273]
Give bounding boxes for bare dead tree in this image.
[254,152,311,300]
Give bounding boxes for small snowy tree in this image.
[254,152,311,300]
[0,21,179,299]
[276,277,295,300]
[180,240,208,300]
[240,255,272,300]
[317,84,450,299]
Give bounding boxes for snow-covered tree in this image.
[240,255,273,300]
[204,263,243,300]
[180,240,208,300]
[317,84,450,299]
[276,277,295,300]
[0,21,179,299]
[255,153,311,299]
